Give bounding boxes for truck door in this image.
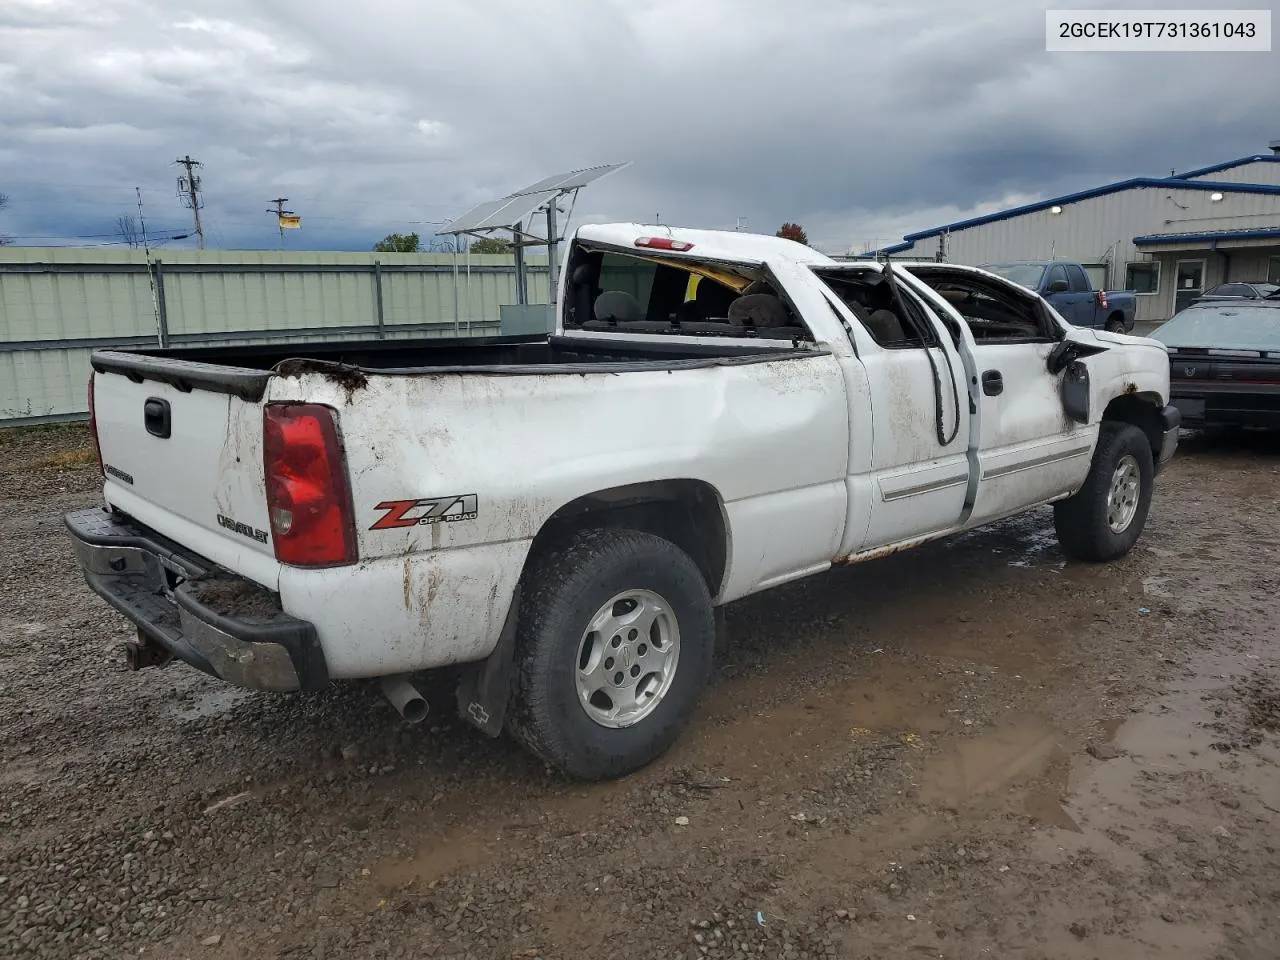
[902,266,1096,527]
[1045,262,1085,326]
[809,266,972,554]
[1064,263,1096,327]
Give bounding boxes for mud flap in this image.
[455,584,521,737]
[1061,359,1090,424]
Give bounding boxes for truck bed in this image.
[91,333,814,400]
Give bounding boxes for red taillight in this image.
[87,373,104,476]
[263,403,358,567]
[635,236,693,252]
[1096,290,1108,310]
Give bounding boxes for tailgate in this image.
[91,358,279,588]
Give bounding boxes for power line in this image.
[14,235,191,247]
[174,155,205,249]
[3,228,185,240]
[1,184,463,209]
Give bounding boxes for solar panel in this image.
[437,162,631,236]
[508,162,631,197]
[437,189,561,235]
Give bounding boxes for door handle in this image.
[981,370,1003,396]
[144,397,172,438]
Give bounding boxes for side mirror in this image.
[1046,339,1077,375]
[1047,279,1069,294]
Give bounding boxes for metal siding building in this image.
[872,151,1280,324]
[1179,159,1280,186]
[0,249,548,424]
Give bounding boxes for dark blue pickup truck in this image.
[981,260,1137,333]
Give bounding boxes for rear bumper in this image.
[1157,404,1180,472]
[64,508,328,692]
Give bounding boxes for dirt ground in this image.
[2,423,1279,960]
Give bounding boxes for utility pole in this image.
[267,198,292,249]
[173,155,205,249]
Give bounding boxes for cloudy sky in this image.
[0,0,1277,254]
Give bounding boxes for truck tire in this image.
[1105,315,1125,333]
[508,528,715,780]
[1053,423,1153,562]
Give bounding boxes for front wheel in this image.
[1054,423,1154,562]
[508,528,715,780]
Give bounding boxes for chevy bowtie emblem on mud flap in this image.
[369,495,479,530]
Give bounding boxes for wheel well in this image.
[531,480,728,596]
[1106,311,1126,326]
[1102,393,1163,459]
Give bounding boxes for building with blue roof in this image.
[863,142,1280,323]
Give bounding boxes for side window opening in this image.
[910,270,1058,343]
[563,247,813,342]
[812,270,942,349]
[1065,263,1089,292]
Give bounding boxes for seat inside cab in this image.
[566,247,812,342]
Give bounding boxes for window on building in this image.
[1124,261,1161,294]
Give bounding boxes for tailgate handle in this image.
[143,398,172,439]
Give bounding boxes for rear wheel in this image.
[1105,316,1125,333]
[508,528,715,780]
[1054,423,1154,561]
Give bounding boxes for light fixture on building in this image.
[1210,192,1224,202]
[1050,205,1063,215]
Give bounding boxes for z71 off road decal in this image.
[370,495,479,530]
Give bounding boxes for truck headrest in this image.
[593,290,643,324]
[728,293,790,328]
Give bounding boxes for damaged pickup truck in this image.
[66,224,1179,780]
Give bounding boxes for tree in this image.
[115,214,141,248]
[373,232,420,253]
[776,222,809,245]
[0,193,9,245]
[469,236,513,254]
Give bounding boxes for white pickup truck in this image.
[66,224,1179,780]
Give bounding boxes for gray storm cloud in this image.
[1,0,1276,252]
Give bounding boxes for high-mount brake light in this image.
[634,237,694,252]
[262,403,358,567]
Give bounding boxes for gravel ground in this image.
[2,423,1279,960]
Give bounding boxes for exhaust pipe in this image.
[381,674,429,724]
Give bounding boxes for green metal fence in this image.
[0,248,549,424]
